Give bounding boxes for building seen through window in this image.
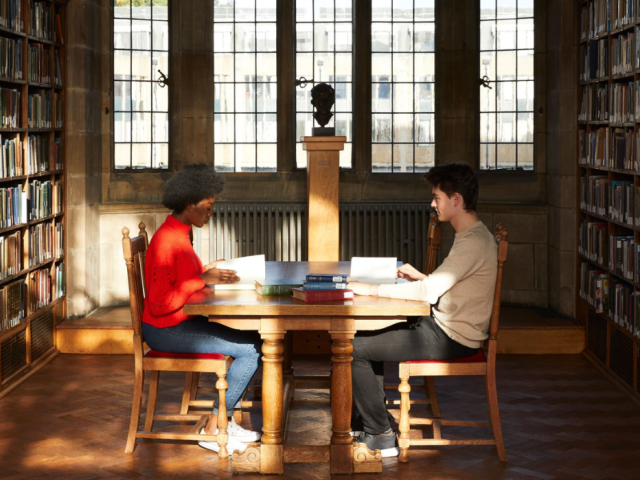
[479,0,534,170]
[213,0,278,172]
[114,0,169,170]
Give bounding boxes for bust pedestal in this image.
[302,136,346,261]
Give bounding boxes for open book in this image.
[350,257,397,284]
[211,254,266,290]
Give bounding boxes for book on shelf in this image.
[291,287,354,303]
[305,274,350,283]
[212,254,266,290]
[255,279,303,296]
[0,230,21,280]
[0,87,20,129]
[55,14,63,45]
[609,82,633,124]
[303,281,347,290]
[29,0,52,41]
[611,30,634,76]
[30,267,51,311]
[0,278,25,333]
[0,136,23,178]
[0,37,23,80]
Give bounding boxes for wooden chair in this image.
[384,212,442,417]
[123,223,233,456]
[397,223,509,463]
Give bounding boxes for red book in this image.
[291,288,354,303]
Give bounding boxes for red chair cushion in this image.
[406,349,486,364]
[145,350,225,360]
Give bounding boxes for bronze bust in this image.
[310,82,335,136]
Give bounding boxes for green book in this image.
[255,279,303,296]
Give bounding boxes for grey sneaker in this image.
[354,429,400,458]
[350,411,396,437]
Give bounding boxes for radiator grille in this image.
[196,203,433,267]
[587,311,607,364]
[1,329,27,383]
[340,204,430,268]
[609,328,633,387]
[31,309,54,362]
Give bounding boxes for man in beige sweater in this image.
[347,163,497,457]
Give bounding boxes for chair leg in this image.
[144,371,159,432]
[180,373,193,415]
[125,368,144,453]
[398,372,411,463]
[216,374,229,459]
[485,373,507,462]
[424,376,440,418]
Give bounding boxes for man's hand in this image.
[347,281,379,296]
[396,263,426,282]
[199,259,240,284]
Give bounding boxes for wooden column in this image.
[302,136,346,261]
[329,317,356,474]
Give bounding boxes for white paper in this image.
[212,254,266,290]
[350,257,397,284]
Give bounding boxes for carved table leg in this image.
[230,320,285,474]
[329,321,356,475]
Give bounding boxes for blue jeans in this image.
[142,317,262,417]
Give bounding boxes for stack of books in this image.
[291,274,354,302]
[255,279,303,296]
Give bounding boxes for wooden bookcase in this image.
[0,0,66,398]
[577,0,640,401]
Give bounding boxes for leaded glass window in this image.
[479,0,534,170]
[114,0,169,170]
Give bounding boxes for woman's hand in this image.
[347,281,379,296]
[199,259,240,284]
[396,263,426,282]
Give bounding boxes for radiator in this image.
[195,203,434,268]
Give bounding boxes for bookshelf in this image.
[578,0,640,400]
[0,0,66,397]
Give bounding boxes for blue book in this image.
[304,282,348,290]
[306,274,350,283]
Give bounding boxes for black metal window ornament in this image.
[479,0,535,171]
[113,0,170,170]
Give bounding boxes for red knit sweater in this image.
[142,215,206,328]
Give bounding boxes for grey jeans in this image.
[351,316,477,434]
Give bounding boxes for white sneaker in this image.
[198,428,248,455]
[227,417,261,442]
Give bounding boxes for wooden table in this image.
[184,262,430,474]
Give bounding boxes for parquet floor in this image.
[1,354,639,479]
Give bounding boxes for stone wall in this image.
[546,0,578,317]
[64,0,569,315]
[66,0,104,317]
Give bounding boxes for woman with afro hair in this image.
[141,164,262,455]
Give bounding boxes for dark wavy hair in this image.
[425,163,478,212]
[162,164,225,213]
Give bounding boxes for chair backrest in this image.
[122,223,149,357]
[423,212,442,275]
[486,223,509,363]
